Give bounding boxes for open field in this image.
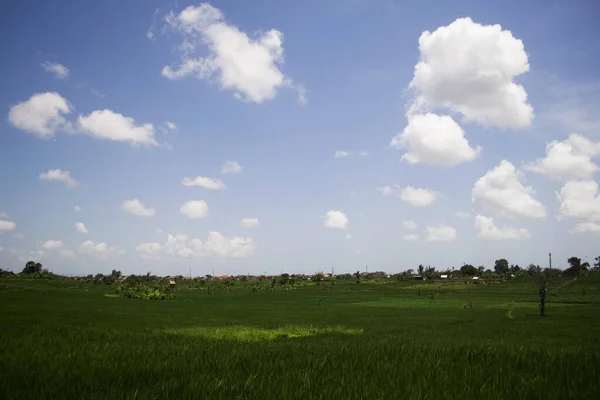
[1,276,599,399]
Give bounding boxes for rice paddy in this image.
[1,275,599,399]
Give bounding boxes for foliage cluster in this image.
[116,275,174,300]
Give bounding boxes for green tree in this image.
[565,257,590,276]
[460,264,477,276]
[527,263,538,276]
[424,266,439,279]
[594,256,600,270]
[0,268,15,277]
[477,266,485,276]
[418,264,424,275]
[354,271,361,284]
[279,273,290,286]
[21,261,42,275]
[111,269,122,278]
[494,259,509,275]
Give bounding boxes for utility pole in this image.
[332,266,334,277]
[549,253,552,270]
[366,265,368,273]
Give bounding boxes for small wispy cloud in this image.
[221,161,243,174]
[333,150,351,159]
[39,169,78,188]
[41,62,70,79]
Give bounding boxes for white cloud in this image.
[41,62,70,79]
[472,160,546,219]
[378,185,437,207]
[426,224,457,242]
[79,240,122,258]
[137,232,254,259]
[158,121,178,135]
[77,110,158,147]
[557,180,600,222]
[74,222,88,233]
[474,215,530,240]
[324,211,349,230]
[146,30,155,40]
[402,220,417,230]
[400,186,437,207]
[391,113,481,167]
[240,218,260,228]
[136,242,162,259]
[403,234,419,241]
[122,199,156,217]
[0,212,8,217]
[524,134,600,181]
[59,249,76,259]
[333,150,370,159]
[163,3,298,103]
[454,211,471,218]
[42,240,63,250]
[409,17,533,128]
[39,169,78,188]
[333,150,351,158]
[182,176,226,190]
[9,93,164,148]
[297,85,308,105]
[377,186,395,196]
[180,200,209,219]
[221,160,243,174]
[345,233,352,239]
[8,92,72,137]
[569,222,600,235]
[74,205,82,212]
[12,233,24,239]
[0,220,16,231]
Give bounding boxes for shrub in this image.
[116,279,174,300]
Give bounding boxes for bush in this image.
[116,279,174,300]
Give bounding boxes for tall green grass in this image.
[1,276,599,399]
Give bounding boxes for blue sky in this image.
[1,0,599,276]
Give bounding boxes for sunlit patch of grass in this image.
[164,325,363,341]
[400,283,474,291]
[487,301,580,309]
[352,298,466,308]
[104,294,119,298]
[505,302,515,319]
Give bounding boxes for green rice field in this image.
[1,276,599,399]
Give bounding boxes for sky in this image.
[1,0,599,276]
